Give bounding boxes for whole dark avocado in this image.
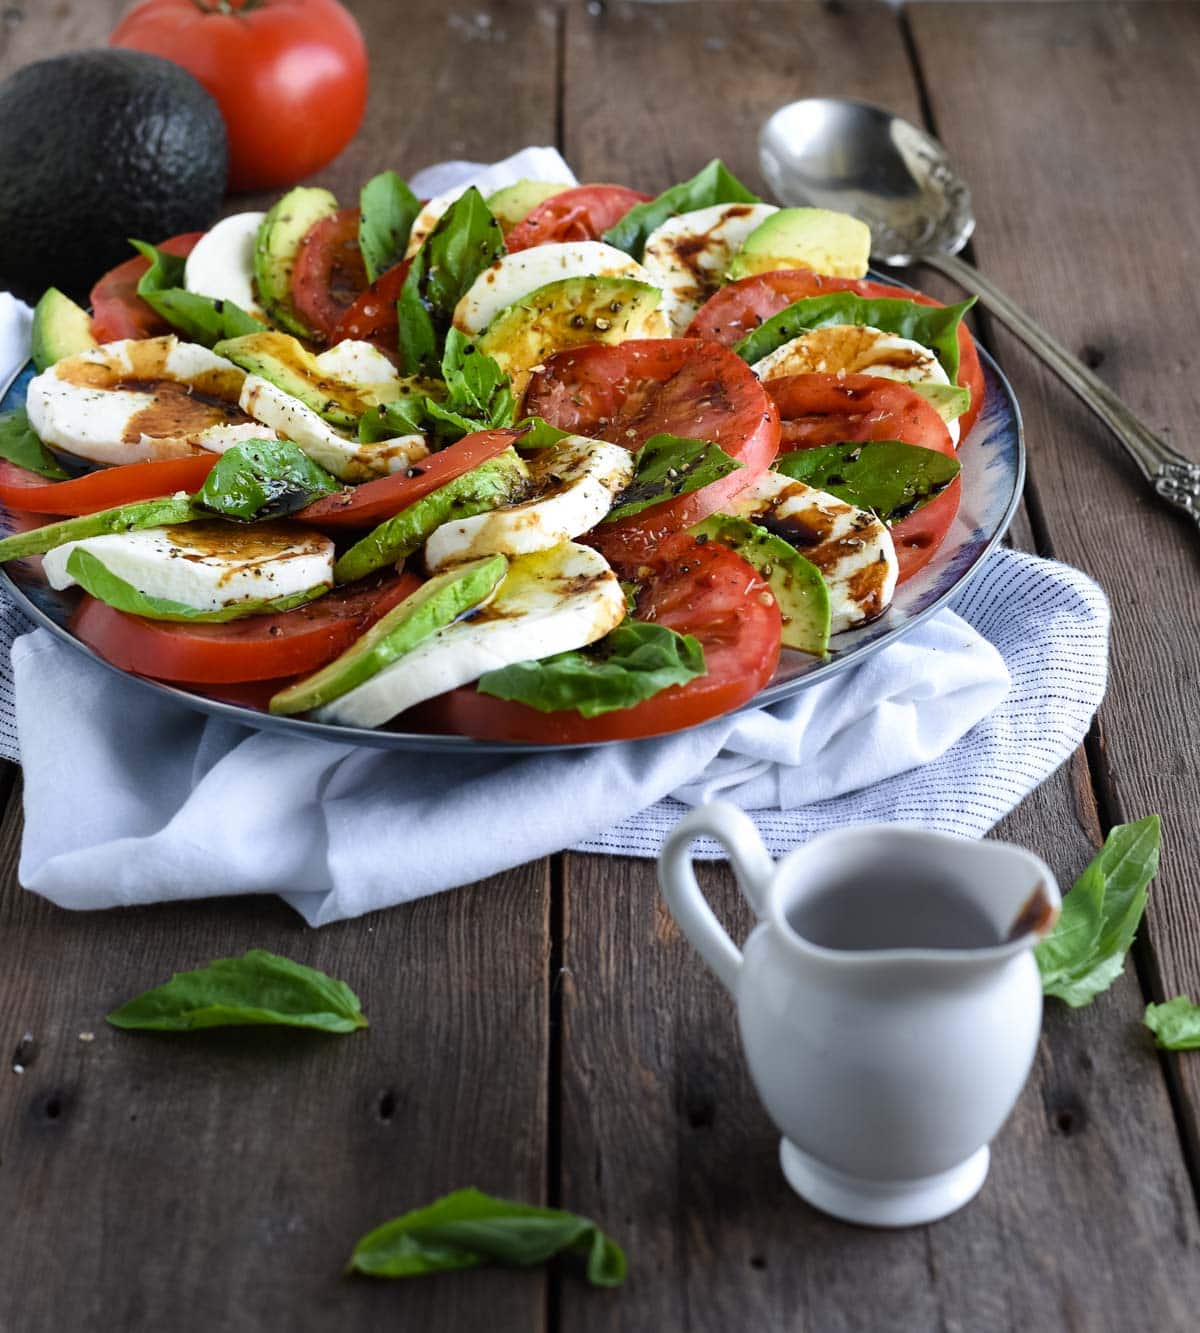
[0,50,228,302]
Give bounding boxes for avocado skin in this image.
[0,50,228,302]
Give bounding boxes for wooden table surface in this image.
[4,1,1200,1328]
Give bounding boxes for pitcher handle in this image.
[657,802,776,994]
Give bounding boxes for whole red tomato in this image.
[110,0,368,191]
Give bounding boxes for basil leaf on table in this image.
[195,437,340,522]
[605,433,742,524]
[1144,997,1200,1050]
[602,158,759,260]
[733,292,976,381]
[773,441,961,523]
[107,949,368,1033]
[348,1188,626,1286]
[478,620,706,717]
[66,547,330,623]
[397,188,506,376]
[358,170,420,282]
[0,407,68,480]
[1035,815,1161,1007]
[0,492,196,562]
[130,240,262,346]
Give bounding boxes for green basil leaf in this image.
[773,441,961,523]
[333,449,528,583]
[421,327,518,445]
[605,433,742,524]
[131,240,262,347]
[107,949,368,1033]
[0,492,196,562]
[1036,815,1161,1008]
[358,394,430,443]
[359,170,420,283]
[733,292,976,381]
[478,619,705,718]
[1144,997,1200,1050]
[348,1188,625,1286]
[397,188,506,376]
[602,159,759,260]
[66,547,330,623]
[195,438,340,522]
[512,417,574,450]
[0,407,68,480]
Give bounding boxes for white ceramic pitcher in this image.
[658,803,1061,1227]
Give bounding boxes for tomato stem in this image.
[190,0,266,15]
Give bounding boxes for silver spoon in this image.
[760,97,1200,527]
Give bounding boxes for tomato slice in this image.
[290,207,369,341]
[423,535,782,742]
[687,270,987,439]
[331,257,410,347]
[0,455,218,516]
[766,372,960,583]
[504,185,652,252]
[71,571,420,685]
[522,338,779,564]
[89,232,204,343]
[296,427,523,530]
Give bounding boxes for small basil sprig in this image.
[733,292,976,381]
[774,441,961,524]
[107,950,368,1033]
[358,170,420,282]
[195,437,340,522]
[348,1188,625,1286]
[603,159,758,260]
[1145,997,1200,1050]
[1036,816,1161,1007]
[130,240,262,347]
[397,188,505,376]
[66,548,329,623]
[605,433,742,524]
[0,407,68,480]
[478,620,706,717]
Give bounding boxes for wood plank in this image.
[559,2,1200,1327]
[909,0,1200,1151]
[0,2,558,1328]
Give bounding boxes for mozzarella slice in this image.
[43,521,334,613]
[312,340,403,388]
[25,336,256,466]
[641,203,778,333]
[751,324,959,444]
[424,435,634,571]
[183,212,267,320]
[240,376,428,483]
[314,542,625,727]
[404,185,470,259]
[729,471,898,633]
[453,242,657,335]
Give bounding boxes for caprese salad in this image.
[0,160,984,743]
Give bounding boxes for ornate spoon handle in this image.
[926,250,1200,528]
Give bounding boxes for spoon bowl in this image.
[758,96,1200,526]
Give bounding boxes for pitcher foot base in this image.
[779,1139,989,1227]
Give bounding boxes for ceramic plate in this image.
[0,345,1023,753]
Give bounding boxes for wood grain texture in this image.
[559,2,1200,1328]
[0,2,559,1329]
[909,0,1200,1143]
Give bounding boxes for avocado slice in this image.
[690,513,830,656]
[254,186,339,339]
[485,180,569,232]
[30,287,98,370]
[909,381,970,424]
[476,276,664,388]
[214,331,404,431]
[333,448,529,583]
[728,207,871,282]
[270,553,508,715]
[0,492,196,563]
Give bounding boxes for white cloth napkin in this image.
[0,150,1111,926]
